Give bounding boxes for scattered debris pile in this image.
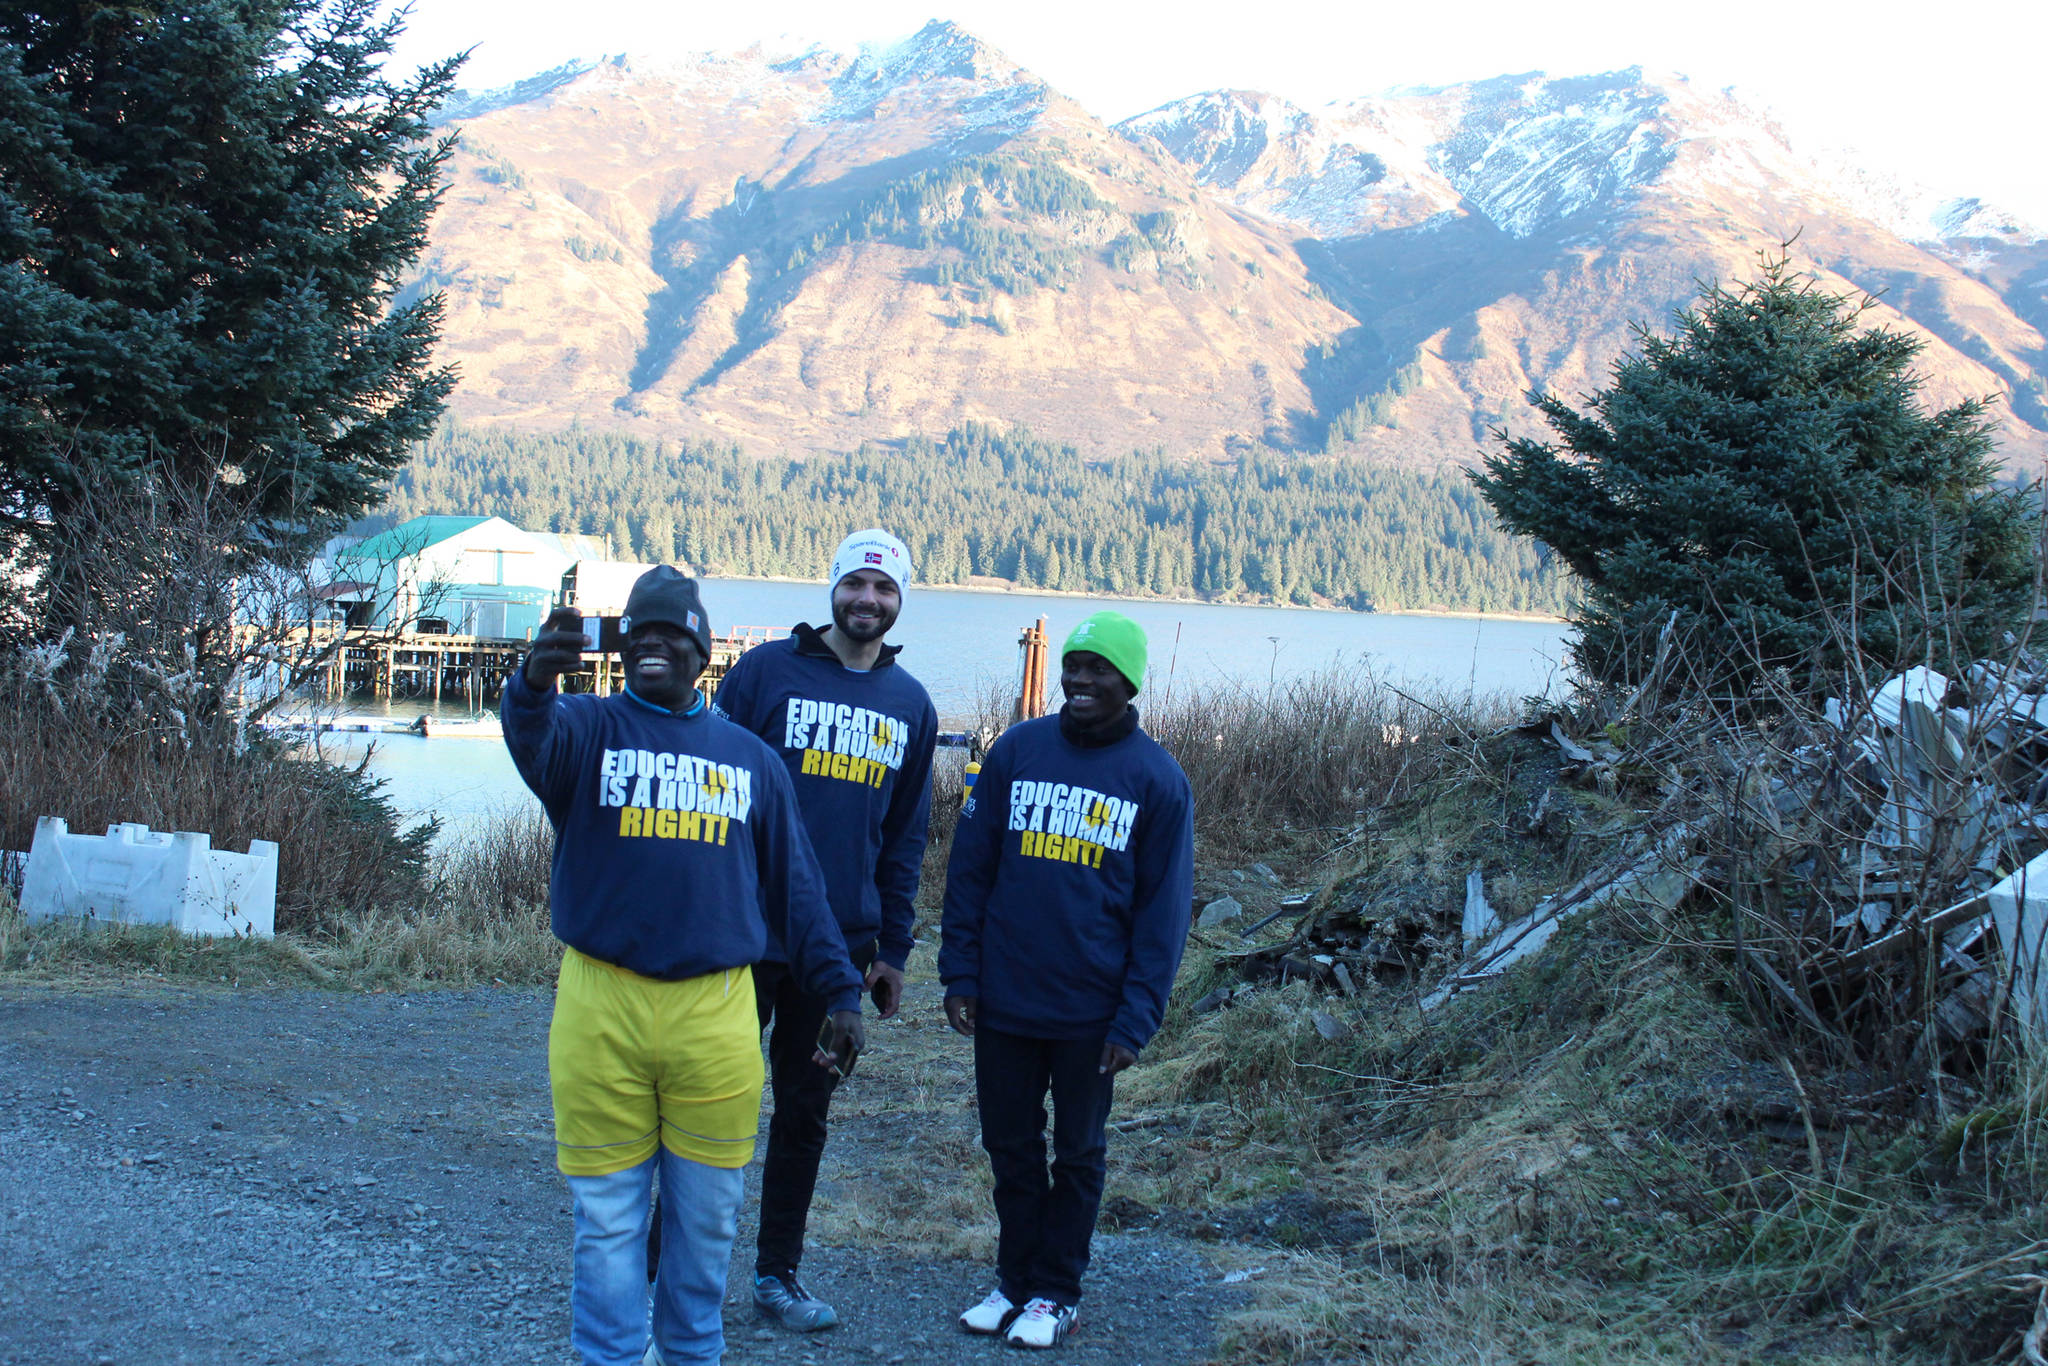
[1206,663,2048,1053]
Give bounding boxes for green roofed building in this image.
[331,515,609,640]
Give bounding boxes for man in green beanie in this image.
[939,611,1195,1349]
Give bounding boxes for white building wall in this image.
[353,518,578,629]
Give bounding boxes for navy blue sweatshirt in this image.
[501,668,861,1014]
[939,710,1195,1054]
[713,625,936,971]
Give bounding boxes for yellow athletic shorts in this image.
[548,947,765,1176]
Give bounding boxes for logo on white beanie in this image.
[829,529,911,597]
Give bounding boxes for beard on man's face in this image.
[832,595,898,643]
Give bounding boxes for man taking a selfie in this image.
[711,528,938,1331]
[503,566,864,1366]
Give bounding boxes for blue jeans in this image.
[568,1147,744,1366]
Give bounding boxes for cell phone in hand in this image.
[816,1019,858,1080]
[581,615,602,651]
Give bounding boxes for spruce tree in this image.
[1472,256,2040,701]
[0,0,460,629]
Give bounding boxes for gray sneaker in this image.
[753,1272,839,1331]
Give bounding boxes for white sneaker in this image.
[959,1287,1020,1334]
[1004,1297,1077,1349]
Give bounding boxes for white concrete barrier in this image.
[20,818,278,939]
[1985,852,2048,1048]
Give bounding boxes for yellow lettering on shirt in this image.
[1016,828,1107,870]
[615,807,728,847]
[797,747,896,789]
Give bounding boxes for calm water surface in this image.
[315,579,1571,841]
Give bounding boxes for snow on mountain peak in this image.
[822,21,1046,135]
[831,21,1033,101]
[437,58,605,122]
[1808,154,2047,246]
[1123,67,2045,247]
[435,24,1052,148]
[1122,91,1300,187]
[440,37,2041,251]
[1931,197,2043,243]
[1121,71,1689,239]
[1416,68,1676,236]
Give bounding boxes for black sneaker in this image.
[753,1271,839,1331]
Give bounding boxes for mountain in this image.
[410,25,2048,468]
[412,23,1352,457]
[1121,70,2048,467]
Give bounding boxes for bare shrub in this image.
[0,638,431,932]
[0,459,467,936]
[1145,664,1514,859]
[287,807,558,985]
[915,680,1023,929]
[434,806,553,923]
[1592,511,2048,1087]
[14,458,392,726]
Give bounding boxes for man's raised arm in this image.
[501,605,587,806]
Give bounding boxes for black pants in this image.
[753,939,875,1279]
[974,1024,1116,1308]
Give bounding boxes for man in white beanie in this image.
[710,528,938,1331]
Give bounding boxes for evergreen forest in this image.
[378,424,1568,614]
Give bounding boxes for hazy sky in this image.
[388,0,2048,225]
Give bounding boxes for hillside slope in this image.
[410,27,2048,468]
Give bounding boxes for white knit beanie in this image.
[828,528,912,599]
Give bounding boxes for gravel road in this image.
[0,979,1230,1365]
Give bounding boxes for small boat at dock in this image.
[255,713,505,740]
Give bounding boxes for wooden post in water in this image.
[1014,617,1050,722]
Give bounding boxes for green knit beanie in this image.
[1062,611,1148,696]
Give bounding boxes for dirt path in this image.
[0,974,1232,1365]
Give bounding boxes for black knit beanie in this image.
[620,566,712,660]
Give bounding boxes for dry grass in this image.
[260,806,560,987]
[0,692,434,936]
[0,896,335,988]
[1119,902,2048,1364]
[1215,1251,1757,1366]
[1147,667,1508,861]
[2,808,561,989]
[1099,661,2048,1363]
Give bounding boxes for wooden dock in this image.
[288,625,774,703]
